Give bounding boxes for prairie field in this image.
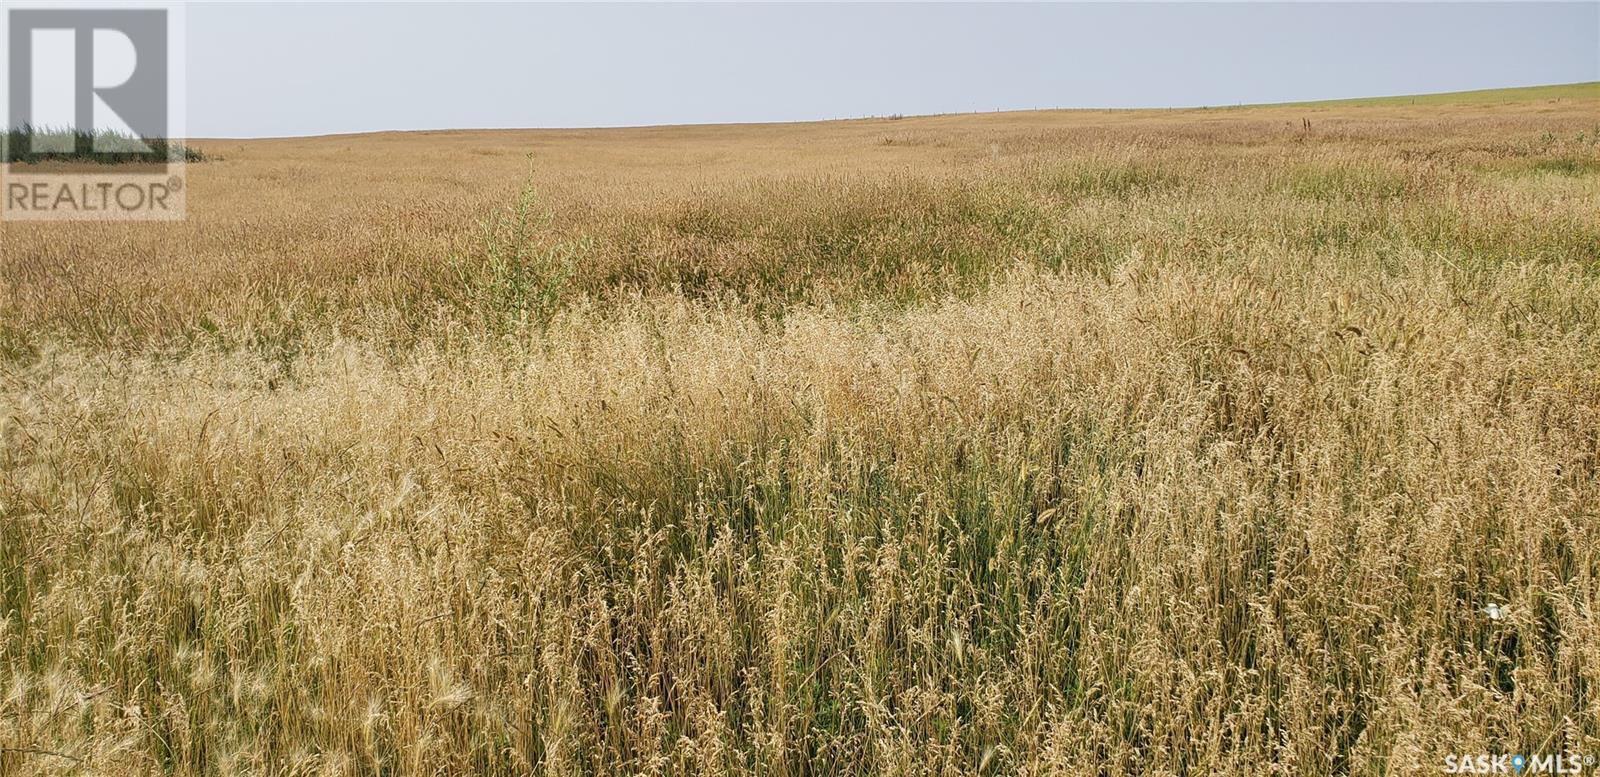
[2,84,1599,775]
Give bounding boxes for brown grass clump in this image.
[1,86,1599,774]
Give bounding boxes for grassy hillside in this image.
[1,85,1598,774]
[1264,80,1600,108]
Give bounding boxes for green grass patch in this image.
[1051,160,1180,200]
[1527,156,1600,176]
[3,125,203,164]
[1278,163,1416,202]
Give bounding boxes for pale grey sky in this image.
[188,2,1600,138]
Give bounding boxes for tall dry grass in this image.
[1,88,1598,774]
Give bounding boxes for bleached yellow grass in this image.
[1,86,1598,773]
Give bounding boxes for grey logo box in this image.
[9,9,168,152]
[3,6,186,220]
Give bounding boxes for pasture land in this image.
[2,85,1598,774]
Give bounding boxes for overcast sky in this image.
[186,2,1600,138]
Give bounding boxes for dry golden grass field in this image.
[2,83,1599,775]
